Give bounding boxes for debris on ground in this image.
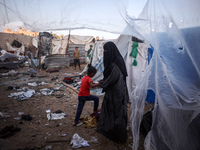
[46,69,59,73]
[83,115,98,128]
[46,110,67,121]
[27,81,48,87]
[0,125,21,139]
[70,133,89,149]
[8,87,35,101]
[89,136,98,143]
[21,114,33,121]
[0,112,11,118]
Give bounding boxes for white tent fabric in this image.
[32,38,38,48]
[6,42,25,56]
[51,39,67,54]
[32,35,94,54]
[67,35,94,45]
[83,38,150,100]
[126,41,149,99]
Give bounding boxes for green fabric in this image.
[88,53,92,59]
[132,59,137,66]
[88,49,92,59]
[129,41,138,66]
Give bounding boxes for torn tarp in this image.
[0,50,28,68]
[8,87,35,101]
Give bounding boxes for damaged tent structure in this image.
[32,33,94,68]
[0,38,27,68]
[0,0,200,150]
[0,50,28,68]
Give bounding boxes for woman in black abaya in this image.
[97,41,129,143]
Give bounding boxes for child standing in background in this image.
[73,64,100,126]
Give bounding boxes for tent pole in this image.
[39,36,42,69]
[65,30,71,55]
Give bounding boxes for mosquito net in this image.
[130,0,200,150]
[0,0,200,150]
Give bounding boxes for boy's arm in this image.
[89,81,100,88]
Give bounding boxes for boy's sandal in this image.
[73,122,79,126]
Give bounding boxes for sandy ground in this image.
[0,64,145,150]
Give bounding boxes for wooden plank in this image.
[62,82,79,94]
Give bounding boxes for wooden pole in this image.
[62,81,79,94]
[65,30,71,55]
[38,36,42,69]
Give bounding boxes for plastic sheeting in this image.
[0,0,142,37]
[1,0,200,149]
[130,0,200,150]
[51,35,93,54]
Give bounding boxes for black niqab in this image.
[103,41,127,81]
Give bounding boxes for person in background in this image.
[73,47,81,70]
[97,41,129,143]
[73,64,100,126]
[87,45,93,58]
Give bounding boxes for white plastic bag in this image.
[70,133,89,149]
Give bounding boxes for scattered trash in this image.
[46,109,51,113]
[51,76,58,81]
[2,70,18,76]
[14,117,21,120]
[8,87,35,101]
[45,145,52,150]
[56,123,62,127]
[18,112,24,115]
[30,59,39,68]
[83,115,98,128]
[0,112,11,118]
[40,87,61,96]
[61,134,67,137]
[70,133,89,149]
[23,69,37,75]
[6,86,20,90]
[63,77,74,84]
[44,123,49,127]
[50,113,67,120]
[0,125,21,139]
[27,82,38,87]
[46,110,67,121]
[46,69,59,73]
[76,123,83,126]
[21,114,33,121]
[28,81,48,87]
[40,88,54,96]
[89,136,98,143]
